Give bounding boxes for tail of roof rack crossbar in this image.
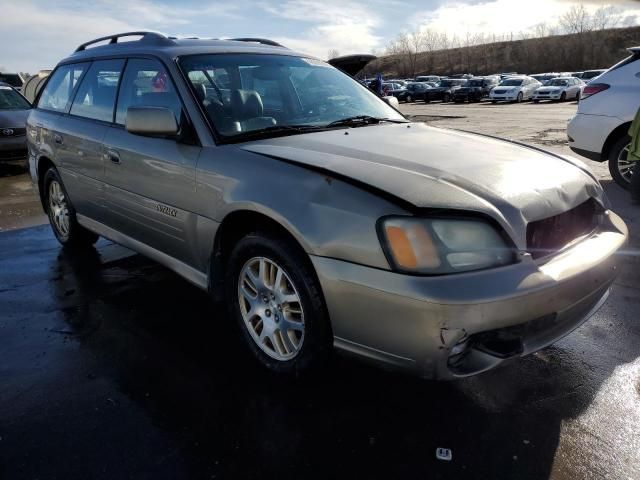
[75,31,172,52]
[228,38,286,48]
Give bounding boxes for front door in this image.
[103,58,201,266]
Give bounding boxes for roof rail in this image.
[228,38,285,48]
[75,31,173,52]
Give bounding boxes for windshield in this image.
[549,79,569,86]
[500,79,523,86]
[0,74,23,88]
[0,86,31,110]
[468,80,483,87]
[179,54,404,139]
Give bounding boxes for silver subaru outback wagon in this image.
[27,32,627,379]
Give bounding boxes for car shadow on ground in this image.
[1,212,638,479]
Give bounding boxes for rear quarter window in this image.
[38,63,89,113]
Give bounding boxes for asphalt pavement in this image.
[0,101,639,479]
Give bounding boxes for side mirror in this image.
[125,106,178,137]
[382,96,400,108]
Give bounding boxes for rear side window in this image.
[70,59,124,122]
[38,63,89,113]
[115,59,182,125]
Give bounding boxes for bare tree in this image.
[592,5,622,30]
[533,22,548,38]
[327,49,341,60]
[559,4,593,34]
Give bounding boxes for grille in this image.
[526,198,599,259]
[0,148,27,160]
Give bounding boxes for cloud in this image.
[0,0,242,72]
[261,0,384,58]
[2,0,640,73]
[412,0,640,39]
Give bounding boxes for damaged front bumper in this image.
[311,211,627,379]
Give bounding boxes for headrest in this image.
[231,89,263,120]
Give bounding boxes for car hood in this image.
[239,123,603,248]
[0,109,30,128]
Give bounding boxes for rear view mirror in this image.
[382,96,399,109]
[125,106,178,137]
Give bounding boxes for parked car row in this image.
[386,75,586,104]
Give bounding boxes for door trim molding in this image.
[77,214,208,291]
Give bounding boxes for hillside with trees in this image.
[363,4,640,77]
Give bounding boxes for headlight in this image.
[379,217,515,274]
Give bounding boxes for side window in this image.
[38,63,89,113]
[70,59,124,122]
[115,59,182,126]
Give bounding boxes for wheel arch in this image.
[209,209,316,301]
[36,155,56,209]
[602,121,632,161]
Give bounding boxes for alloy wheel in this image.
[238,257,305,361]
[617,143,634,184]
[48,180,70,239]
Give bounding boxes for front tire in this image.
[226,231,331,376]
[443,93,450,103]
[516,92,523,103]
[608,135,633,190]
[43,168,98,248]
[560,92,566,102]
[405,94,413,103]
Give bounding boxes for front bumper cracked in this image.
[311,211,627,379]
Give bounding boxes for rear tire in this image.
[225,231,331,376]
[560,92,566,102]
[43,168,98,248]
[405,94,413,103]
[443,93,450,103]
[516,92,523,103]
[608,135,633,190]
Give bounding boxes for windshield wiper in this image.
[229,124,327,141]
[325,116,408,128]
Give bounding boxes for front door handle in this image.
[53,133,63,145]
[106,149,121,164]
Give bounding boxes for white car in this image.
[533,77,584,103]
[567,47,640,188]
[490,76,541,103]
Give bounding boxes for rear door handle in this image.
[53,133,63,145]
[106,149,121,164]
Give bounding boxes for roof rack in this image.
[228,38,285,48]
[75,31,173,52]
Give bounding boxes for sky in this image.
[1,0,640,73]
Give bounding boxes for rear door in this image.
[33,61,113,223]
[103,58,201,266]
[64,59,125,222]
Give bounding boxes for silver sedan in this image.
[533,77,584,102]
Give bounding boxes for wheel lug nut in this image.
[275,314,279,322]
[270,293,275,300]
[265,309,271,317]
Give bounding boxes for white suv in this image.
[567,47,640,188]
